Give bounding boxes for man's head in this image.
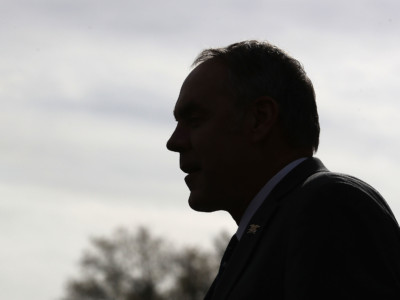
[193,40,319,152]
[167,41,319,222]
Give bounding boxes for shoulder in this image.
[281,170,400,299]
[303,170,378,194]
[290,170,400,243]
[300,171,394,217]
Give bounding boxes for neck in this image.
[228,150,311,225]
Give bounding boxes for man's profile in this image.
[166,41,400,299]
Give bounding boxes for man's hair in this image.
[193,40,320,153]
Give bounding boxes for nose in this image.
[166,123,190,153]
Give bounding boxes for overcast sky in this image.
[1,1,400,299]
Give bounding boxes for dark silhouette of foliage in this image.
[60,226,229,300]
[167,247,215,299]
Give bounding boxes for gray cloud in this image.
[1,1,400,299]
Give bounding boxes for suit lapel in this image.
[213,197,279,299]
[211,157,328,299]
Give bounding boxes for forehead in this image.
[174,60,234,119]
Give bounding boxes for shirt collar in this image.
[236,157,308,240]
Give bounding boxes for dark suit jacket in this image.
[205,158,400,299]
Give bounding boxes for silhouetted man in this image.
[166,41,400,299]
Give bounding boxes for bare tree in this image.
[60,227,230,300]
[62,227,170,300]
[167,247,215,300]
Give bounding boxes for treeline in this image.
[60,227,230,300]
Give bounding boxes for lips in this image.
[180,163,201,175]
[180,164,201,190]
[184,171,199,189]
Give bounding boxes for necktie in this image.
[205,234,239,299]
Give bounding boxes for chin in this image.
[188,193,219,212]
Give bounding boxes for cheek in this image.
[197,142,231,170]
[191,122,247,170]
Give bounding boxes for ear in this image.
[249,96,279,142]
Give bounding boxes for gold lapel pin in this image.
[247,224,261,234]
